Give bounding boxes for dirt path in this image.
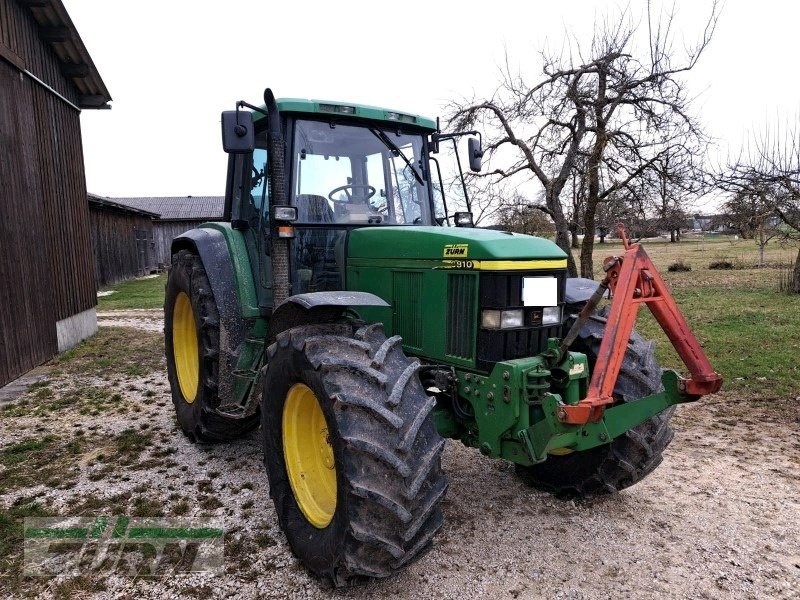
[1,322,798,598]
[96,309,163,332]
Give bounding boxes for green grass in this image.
[51,327,164,377]
[97,274,167,311]
[0,498,51,592]
[0,435,80,490]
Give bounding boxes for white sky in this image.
[65,0,800,213]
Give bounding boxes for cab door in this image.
[227,133,272,311]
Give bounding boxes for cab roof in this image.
[252,97,437,132]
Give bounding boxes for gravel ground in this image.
[1,321,798,599]
[96,309,164,332]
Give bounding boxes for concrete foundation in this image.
[56,307,98,352]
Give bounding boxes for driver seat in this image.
[294,194,341,292]
[296,194,334,224]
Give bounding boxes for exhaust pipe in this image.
[264,88,291,309]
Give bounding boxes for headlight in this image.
[481,310,501,329]
[542,306,562,325]
[501,309,524,328]
[481,309,524,330]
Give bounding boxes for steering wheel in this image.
[328,184,376,202]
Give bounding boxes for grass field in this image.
[97,274,167,311]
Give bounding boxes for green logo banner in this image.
[24,517,224,576]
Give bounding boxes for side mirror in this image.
[467,137,483,172]
[221,110,255,154]
[454,211,474,227]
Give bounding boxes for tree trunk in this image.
[793,247,800,294]
[569,223,580,248]
[547,189,578,277]
[670,229,676,243]
[580,204,597,278]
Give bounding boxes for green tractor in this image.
[164,89,722,586]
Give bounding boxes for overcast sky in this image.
[64,0,799,212]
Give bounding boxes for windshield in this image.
[291,119,433,225]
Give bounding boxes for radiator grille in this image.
[392,271,423,350]
[446,273,476,360]
[476,270,566,371]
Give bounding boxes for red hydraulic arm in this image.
[560,224,723,425]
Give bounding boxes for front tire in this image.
[262,322,447,586]
[164,249,259,442]
[516,305,675,497]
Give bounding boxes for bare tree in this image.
[446,3,718,278]
[573,5,717,276]
[494,191,555,237]
[717,122,800,290]
[446,66,588,275]
[641,143,705,242]
[721,188,780,267]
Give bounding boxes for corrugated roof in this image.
[87,193,159,218]
[110,196,225,221]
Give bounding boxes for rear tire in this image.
[516,305,675,497]
[262,322,447,586]
[165,249,259,442]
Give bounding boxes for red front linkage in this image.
[560,225,723,425]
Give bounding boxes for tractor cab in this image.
[221,98,465,303]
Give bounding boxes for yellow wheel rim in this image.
[282,383,337,528]
[548,447,575,456]
[173,292,199,403]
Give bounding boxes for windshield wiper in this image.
[368,128,424,185]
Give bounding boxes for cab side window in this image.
[250,147,269,212]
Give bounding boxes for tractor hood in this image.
[347,227,567,262]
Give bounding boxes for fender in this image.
[267,291,390,343]
[171,227,254,410]
[565,277,603,307]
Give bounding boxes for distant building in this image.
[108,196,224,266]
[0,0,111,386]
[87,194,158,286]
[692,214,727,232]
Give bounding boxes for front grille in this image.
[392,271,423,351]
[446,273,477,360]
[476,270,566,371]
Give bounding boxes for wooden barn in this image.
[111,196,225,266]
[87,194,157,287]
[0,0,111,387]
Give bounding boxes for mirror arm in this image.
[447,138,472,214]
[429,155,450,226]
[431,130,481,145]
[236,100,269,118]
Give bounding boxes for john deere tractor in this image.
[164,89,722,586]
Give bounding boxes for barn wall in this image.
[0,0,79,104]
[0,1,97,386]
[90,207,155,287]
[153,221,204,266]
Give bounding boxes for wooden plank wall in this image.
[0,0,96,386]
[153,221,200,266]
[0,59,58,386]
[90,207,154,286]
[0,0,78,104]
